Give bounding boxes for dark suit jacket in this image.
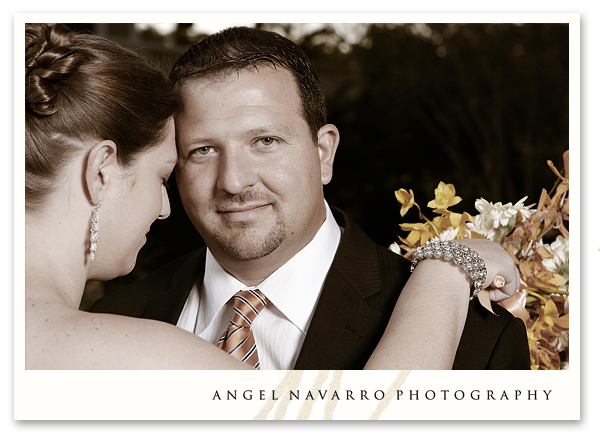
[92,208,530,370]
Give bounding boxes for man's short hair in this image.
[169,26,327,143]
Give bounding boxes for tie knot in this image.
[230,289,270,327]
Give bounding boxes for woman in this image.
[25,23,518,370]
[25,22,249,369]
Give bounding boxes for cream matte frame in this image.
[14,12,580,421]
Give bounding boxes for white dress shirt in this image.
[176,202,342,370]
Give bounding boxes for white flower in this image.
[389,242,401,255]
[549,330,569,353]
[541,236,569,283]
[561,362,569,370]
[466,214,503,242]
[429,227,460,242]
[474,196,535,230]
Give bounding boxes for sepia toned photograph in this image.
[15,12,580,422]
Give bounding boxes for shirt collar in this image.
[200,201,341,335]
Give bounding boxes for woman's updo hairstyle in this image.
[25,23,178,211]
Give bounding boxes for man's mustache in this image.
[211,190,278,212]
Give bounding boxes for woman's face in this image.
[96,120,177,278]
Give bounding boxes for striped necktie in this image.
[217,289,270,369]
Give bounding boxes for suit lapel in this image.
[145,248,207,325]
[294,208,387,369]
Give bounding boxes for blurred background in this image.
[68,22,569,309]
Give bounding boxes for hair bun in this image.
[25,23,85,116]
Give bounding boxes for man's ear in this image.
[85,140,118,205]
[316,124,340,185]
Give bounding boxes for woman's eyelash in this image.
[162,178,170,189]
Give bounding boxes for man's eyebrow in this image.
[245,124,294,137]
[177,136,211,148]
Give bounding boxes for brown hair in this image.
[25,23,178,211]
[169,26,327,143]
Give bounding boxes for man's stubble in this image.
[208,191,287,261]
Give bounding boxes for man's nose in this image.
[216,148,258,194]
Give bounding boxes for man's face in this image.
[175,66,338,274]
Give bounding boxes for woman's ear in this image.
[316,124,340,185]
[85,140,118,205]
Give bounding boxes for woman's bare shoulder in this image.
[25,305,250,370]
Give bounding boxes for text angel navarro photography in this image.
[212,388,553,402]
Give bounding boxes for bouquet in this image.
[390,151,570,370]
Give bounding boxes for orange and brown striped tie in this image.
[217,289,270,369]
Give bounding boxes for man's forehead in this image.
[177,69,303,125]
[180,64,298,98]
[180,71,239,95]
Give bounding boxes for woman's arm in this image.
[364,239,519,370]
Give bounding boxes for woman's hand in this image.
[457,239,520,302]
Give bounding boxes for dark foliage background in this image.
[69,23,569,310]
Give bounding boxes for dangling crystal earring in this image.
[89,201,101,262]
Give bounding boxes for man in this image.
[92,26,530,370]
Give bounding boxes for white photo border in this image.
[13,12,580,422]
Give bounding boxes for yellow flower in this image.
[399,222,436,247]
[527,337,561,370]
[519,257,567,291]
[427,181,462,212]
[526,298,568,370]
[432,212,474,239]
[395,188,416,217]
[536,299,569,340]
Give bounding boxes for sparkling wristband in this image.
[410,240,487,299]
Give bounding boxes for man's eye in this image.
[192,146,213,155]
[260,138,274,146]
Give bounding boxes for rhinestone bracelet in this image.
[410,240,487,299]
